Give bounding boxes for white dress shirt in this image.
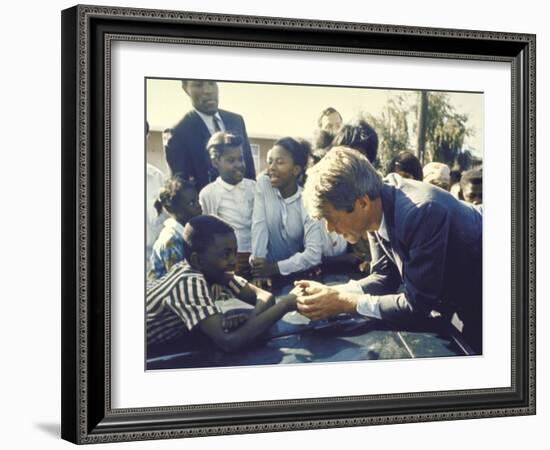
[199,177,256,252]
[194,108,225,135]
[353,213,391,320]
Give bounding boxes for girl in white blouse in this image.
[251,137,322,289]
[199,132,256,278]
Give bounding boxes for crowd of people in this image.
[145,80,484,361]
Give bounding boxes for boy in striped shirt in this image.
[146,215,299,358]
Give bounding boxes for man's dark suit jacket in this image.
[165,109,256,191]
[359,174,483,350]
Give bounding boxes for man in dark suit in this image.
[165,80,256,191]
[296,147,483,353]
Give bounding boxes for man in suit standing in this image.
[296,147,483,353]
[165,80,256,191]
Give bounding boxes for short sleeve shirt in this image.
[146,261,247,345]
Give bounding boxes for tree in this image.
[363,94,411,172]
[418,92,472,167]
[416,90,429,165]
[363,91,474,175]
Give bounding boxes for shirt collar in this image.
[216,176,241,191]
[194,108,222,126]
[275,184,302,204]
[377,213,390,242]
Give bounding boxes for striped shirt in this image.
[146,261,247,345]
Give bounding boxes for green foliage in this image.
[420,92,472,166]
[363,94,411,172]
[363,91,473,174]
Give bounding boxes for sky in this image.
[147,79,483,156]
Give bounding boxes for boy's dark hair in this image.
[207,131,244,160]
[317,107,342,128]
[388,151,423,181]
[153,176,196,216]
[460,167,483,188]
[332,120,379,164]
[182,215,235,259]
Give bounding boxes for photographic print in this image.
[62,6,534,443]
[145,79,484,370]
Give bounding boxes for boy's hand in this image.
[221,312,251,333]
[294,280,358,320]
[280,293,298,312]
[293,279,326,296]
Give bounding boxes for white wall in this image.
[1,0,545,449]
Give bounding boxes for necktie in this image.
[213,116,222,132]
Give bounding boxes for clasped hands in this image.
[291,280,358,321]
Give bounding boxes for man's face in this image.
[320,112,343,136]
[183,81,219,115]
[198,233,238,284]
[322,196,380,244]
[462,182,482,205]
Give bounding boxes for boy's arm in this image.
[222,272,274,315]
[198,295,296,352]
[237,282,274,315]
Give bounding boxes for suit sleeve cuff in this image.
[356,294,382,319]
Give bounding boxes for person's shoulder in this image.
[388,173,453,209]
[255,173,274,193]
[384,175,449,235]
[154,219,183,244]
[147,261,202,294]
[218,109,242,120]
[153,233,180,259]
[199,180,219,198]
[242,178,256,190]
[172,110,201,132]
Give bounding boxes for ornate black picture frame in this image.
[61,4,536,444]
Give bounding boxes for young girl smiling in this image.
[251,137,322,292]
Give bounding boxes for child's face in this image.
[173,188,202,224]
[266,145,301,190]
[213,146,245,185]
[197,232,238,284]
